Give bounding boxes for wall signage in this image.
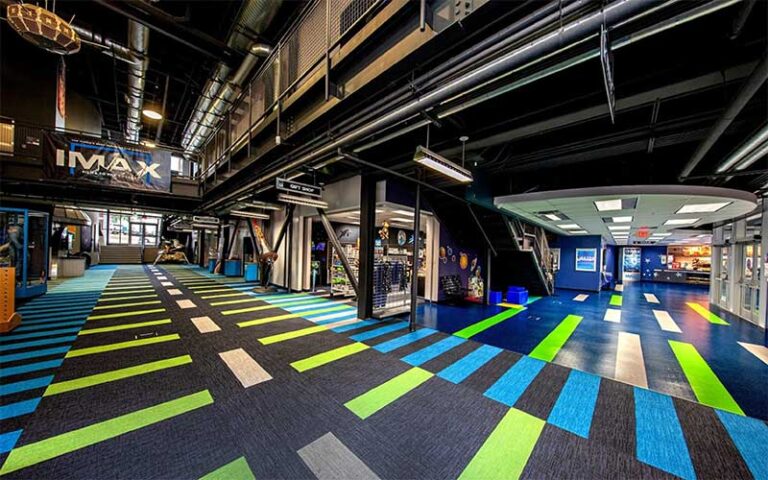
[275,178,321,197]
[575,248,598,272]
[43,132,171,192]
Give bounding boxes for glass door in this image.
[129,223,143,245]
[738,243,761,324]
[718,246,730,309]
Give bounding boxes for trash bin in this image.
[208,259,217,273]
[224,259,242,277]
[244,263,260,282]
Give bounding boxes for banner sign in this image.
[43,132,171,192]
[575,248,598,272]
[275,177,321,197]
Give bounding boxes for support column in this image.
[760,206,767,330]
[358,174,376,319]
[410,181,421,332]
[318,208,359,296]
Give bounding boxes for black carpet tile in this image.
[460,349,521,394]
[588,379,637,458]
[513,361,571,420]
[418,339,482,374]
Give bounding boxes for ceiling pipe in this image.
[125,20,149,144]
[678,54,768,180]
[70,24,142,65]
[717,123,768,172]
[206,0,663,210]
[181,0,281,153]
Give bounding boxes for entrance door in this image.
[738,243,761,324]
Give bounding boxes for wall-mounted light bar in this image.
[191,223,219,230]
[244,201,282,211]
[230,210,270,220]
[278,193,329,209]
[192,216,219,224]
[413,146,473,183]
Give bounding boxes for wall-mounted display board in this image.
[575,248,598,272]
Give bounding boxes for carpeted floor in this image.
[0,265,765,479]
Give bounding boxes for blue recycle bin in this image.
[224,259,242,277]
[208,259,217,273]
[244,263,260,282]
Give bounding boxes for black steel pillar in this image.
[409,181,421,332]
[273,205,295,253]
[358,174,376,319]
[317,208,359,296]
[286,214,293,291]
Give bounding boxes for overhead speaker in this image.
[6,3,80,55]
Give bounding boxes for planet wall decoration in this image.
[459,252,469,270]
[397,230,406,246]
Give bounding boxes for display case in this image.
[0,208,49,298]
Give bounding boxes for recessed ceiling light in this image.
[608,225,630,231]
[390,217,413,223]
[664,218,700,226]
[142,108,163,120]
[393,210,414,216]
[571,230,588,234]
[558,224,581,229]
[612,216,633,223]
[696,234,710,238]
[676,202,731,214]
[544,213,562,221]
[594,199,623,211]
[651,233,672,237]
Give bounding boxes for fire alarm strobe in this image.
[6,3,81,55]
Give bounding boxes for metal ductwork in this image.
[125,20,150,144]
[181,0,281,153]
[70,24,142,65]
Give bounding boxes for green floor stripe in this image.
[79,319,172,335]
[258,325,329,345]
[104,285,154,291]
[291,343,370,372]
[66,334,181,358]
[528,314,583,362]
[88,308,166,321]
[199,457,255,480]
[212,293,310,306]
[97,294,158,302]
[191,287,243,294]
[0,390,213,475]
[609,295,622,307]
[345,367,433,420]
[220,297,325,314]
[686,302,729,325]
[458,408,545,480]
[201,292,249,299]
[453,307,525,339]
[237,305,349,327]
[92,300,162,310]
[44,355,192,396]
[668,340,744,415]
[101,289,154,296]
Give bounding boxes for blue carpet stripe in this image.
[484,356,546,406]
[1,327,82,342]
[374,329,437,353]
[0,376,54,396]
[0,430,22,454]
[0,359,64,378]
[14,321,87,332]
[315,313,358,325]
[547,370,601,438]
[0,398,41,420]
[437,344,502,384]
[0,343,70,364]
[634,387,695,480]
[716,410,768,480]
[0,336,78,352]
[20,315,90,325]
[17,308,92,317]
[332,319,378,333]
[401,336,466,366]
[350,322,408,341]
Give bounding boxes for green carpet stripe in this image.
[212,294,313,306]
[92,300,162,310]
[104,285,153,291]
[458,408,545,480]
[528,314,583,362]
[686,302,729,325]
[97,294,158,302]
[258,325,329,345]
[609,295,623,306]
[345,367,433,419]
[88,308,166,320]
[220,298,325,313]
[79,319,172,335]
[453,307,525,339]
[101,289,154,296]
[0,390,213,475]
[201,292,248,299]
[200,457,255,480]
[44,355,192,396]
[190,287,242,294]
[66,334,181,358]
[237,305,349,327]
[291,343,370,372]
[668,340,744,415]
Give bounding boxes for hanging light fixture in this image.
[413,146,473,183]
[230,210,270,220]
[142,108,163,120]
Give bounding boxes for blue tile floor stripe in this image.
[350,322,408,342]
[547,370,601,438]
[0,398,41,421]
[0,336,78,353]
[315,313,358,325]
[14,320,86,332]
[18,308,92,317]
[374,329,437,353]
[634,387,696,480]
[484,356,546,407]
[437,344,502,384]
[0,346,70,364]
[0,430,22,454]
[716,410,768,480]
[0,359,64,378]
[21,315,89,325]
[332,319,378,333]
[0,376,54,396]
[1,327,82,342]
[401,336,466,366]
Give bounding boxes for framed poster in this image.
[575,248,598,272]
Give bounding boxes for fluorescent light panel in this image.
[278,193,329,209]
[676,202,730,214]
[544,213,562,221]
[664,218,700,226]
[594,199,623,211]
[390,217,414,223]
[393,210,414,216]
[558,224,581,229]
[612,216,633,223]
[413,146,473,183]
[230,210,270,220]
[608,225,630,231]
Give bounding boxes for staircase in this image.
[99,245,143,264]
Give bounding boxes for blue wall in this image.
[553,235,602,292]
[438,223,483,301]
[641,246,668,280]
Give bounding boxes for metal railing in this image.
[198,0,387,182]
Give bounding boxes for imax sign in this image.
[55,149,162,179]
